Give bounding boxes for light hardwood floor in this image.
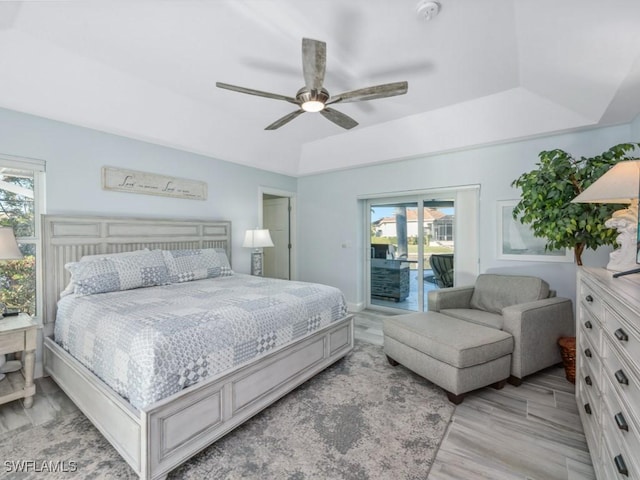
[0,310,596,480]
[356,309,596,480]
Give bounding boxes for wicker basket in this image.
[558,336,576,384]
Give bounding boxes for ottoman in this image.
[383,312,514,404]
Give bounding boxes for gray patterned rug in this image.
[0,342,454,479]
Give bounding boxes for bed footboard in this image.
[45,314,354,480]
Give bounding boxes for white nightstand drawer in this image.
[0,330,25,353]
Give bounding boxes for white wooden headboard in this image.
[42,215,232,327]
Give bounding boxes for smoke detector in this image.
[416,1,440,21]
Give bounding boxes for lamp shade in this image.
[0,227,23,260]
[571,160,640,204]
[242,229,274,249]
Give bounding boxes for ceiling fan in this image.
[216,38,408,130]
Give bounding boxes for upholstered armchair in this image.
[427,274,574,384]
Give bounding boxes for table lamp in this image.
[0,226,23,381]
[242,228,274,276]
[571,160,640,276]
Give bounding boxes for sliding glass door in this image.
[365,187,477,313]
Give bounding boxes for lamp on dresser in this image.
[571,160,640,277]
[242,228,274,276]
[0,226,24,381]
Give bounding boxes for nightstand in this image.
[0,313,38,408]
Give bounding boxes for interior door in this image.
[263,196,290,279]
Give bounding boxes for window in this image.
[0,155,45,318]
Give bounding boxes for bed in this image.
[42,215,354,480]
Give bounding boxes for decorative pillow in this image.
[60,249,152,297]
[65,250,169,296]
[162,248,224,283]
[214,248,234,277]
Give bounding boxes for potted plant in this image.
[511,142,640,265]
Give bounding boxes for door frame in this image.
[259,186,296,280]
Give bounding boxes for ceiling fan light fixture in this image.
[301,100,325,112]
[297,87,329,113]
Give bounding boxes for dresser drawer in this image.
[579,377,601,430]
[580,351,601,395]
[603,376,640,470]
[603,340,640,416]
[580,308,601,352]
[580,281,603,321]
[602,436,638,480]
[603,308,640,367]
[579,332,602,383]
[0,330,25,354]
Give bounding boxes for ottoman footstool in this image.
[383,312,514,404]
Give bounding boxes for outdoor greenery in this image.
[0,174,36,314]
[511,143,640,265]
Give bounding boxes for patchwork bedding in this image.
[54,274,348,410]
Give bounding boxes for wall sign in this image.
[102,167,207,201]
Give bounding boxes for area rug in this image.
[0,341,454,479]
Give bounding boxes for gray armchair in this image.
[427,274,574,384]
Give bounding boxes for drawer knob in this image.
[614,454,629,476]
[585,375,592,386]
[585,294,593,303]
[584,320,593,329]
[615,369,629,386]
[584,403,592,415]
[615,412,629,432]
[584,348,592,358]
[615,328,629,342]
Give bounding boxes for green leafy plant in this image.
[0,256,36,315]
[511,143,640,265]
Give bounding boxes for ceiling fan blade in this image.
[216,82,297,104]
[265,110,304,130]
[320,107,358,130]
[302,38,326,91]
[327,81,408,105]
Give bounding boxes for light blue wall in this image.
[0,107,297,274]
[2,105,638,308]
[297,123,637,308]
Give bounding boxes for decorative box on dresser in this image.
[577,267,640,479]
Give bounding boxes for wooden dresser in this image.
[577,267,640,479]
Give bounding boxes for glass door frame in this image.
[365,191,453,313]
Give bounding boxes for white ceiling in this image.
[1,0,640,176]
